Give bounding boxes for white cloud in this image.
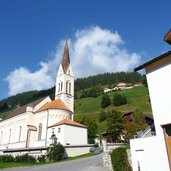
[5,26,142,96]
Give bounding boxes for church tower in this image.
[55,38,74,115]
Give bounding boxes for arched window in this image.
[18,126,22,142]
[58,83,60,92]
[61,82,63,92]
[38,123,42,140]
[69,83,71,94]
[9,129,11,143]
[58,127,61,133]
[68,70,70,75]
[66,82,68,94]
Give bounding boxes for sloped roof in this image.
[164,29,171,45]
[134,50,171,71]
[2,97,47,121]
[61,38,70,73]
[35,99,70,113]
[48,118,87,128]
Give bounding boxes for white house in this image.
[0,38,88,151]
[130,51,171,171]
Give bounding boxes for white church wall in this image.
[47,109,71,126]
[34,110,48,147]
[0,113,28,149]
[63,125,88,145]
[47,125,65,146]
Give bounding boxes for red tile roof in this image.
[48,119,87,128]
[35,99,70,113]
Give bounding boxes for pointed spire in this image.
[61,35,70,73]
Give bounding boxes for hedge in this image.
[111,147,132,171]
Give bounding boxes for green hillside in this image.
[74,86,152,133]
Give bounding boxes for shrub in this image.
[37,155,46,163]
[113,93,127,106]
[0,155,15,162]
[15,154,36,163]
[101,94,111,108]
[111,147,132,171]
[99,111,106,122]
[47,143,65,162]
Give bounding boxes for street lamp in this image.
[50,128,58,144]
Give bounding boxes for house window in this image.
[8,129,11,143]
[18,126,22,142]
[0,131,3,144]
[38,123,42,140]
[58,127,61,133]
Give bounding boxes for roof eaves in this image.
[134,51,171,72]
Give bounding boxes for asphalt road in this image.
[2,153,109,171]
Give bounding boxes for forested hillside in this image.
[0,71,144,115]
[75,72,144,91]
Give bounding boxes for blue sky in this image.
[0,0,171,100]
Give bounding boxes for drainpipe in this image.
[45,109,49,146]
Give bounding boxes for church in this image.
[0,38,88,150]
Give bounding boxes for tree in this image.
[123,123,139,143]
[101,94,111,108]
[47,143,65,162]
[106,110,123,142]
[87,120,98,144]
[99,111,107,122]
[113,93,127,106]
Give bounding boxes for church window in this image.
[66,82,68,94]
[58,127,61,133]
[58,83,60,92]
[68,70,70,75]
[69,83,71,94]
[61,82,63,91]
[18,126,22,142]
[8,129,11,143]
[38,123,42,140]
[0,131,3,144]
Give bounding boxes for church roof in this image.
[48,118,87,128]
[35,99,70,113]
[61,38,70,73]
[2,97,47,121]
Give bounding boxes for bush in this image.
[111,147,132,171]
[101,94,111,108]
[113,93,127,106]
[37,155,46,163]
[47,143,65,162]
[99,111,106,122]
[0,155,15,162]
[15,154,36,163]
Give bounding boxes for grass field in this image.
[75,86,152,133]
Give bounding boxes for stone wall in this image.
[103,153,113,171]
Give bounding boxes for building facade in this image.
[0,38,88,151]
[130,51,171,171]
